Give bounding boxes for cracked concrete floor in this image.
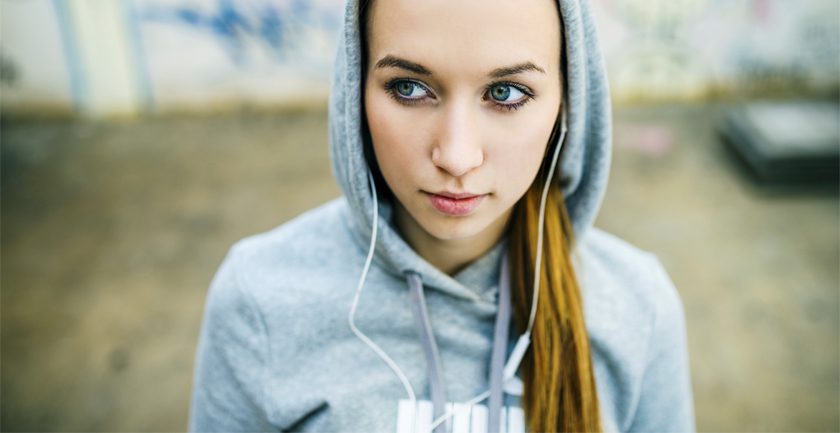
[1,105,838,431]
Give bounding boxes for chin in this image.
[418,212,492,242]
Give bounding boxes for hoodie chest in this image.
[262,275,511,430]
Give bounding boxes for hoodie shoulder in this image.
[225,197,366,304]
[234,197,355,252]
[191,197,371,431]
[575,227,678,325]
[575,227,695,431]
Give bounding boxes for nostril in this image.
[431,147,441,166]
[431,143,484,178]
[434,155,476,178]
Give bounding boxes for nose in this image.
[431,102,484,178]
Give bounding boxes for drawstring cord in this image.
[406,259,512,433]
[406,272,449,433]
[349,109,568,433]
[429,110,568,432]
[487,254,512,433]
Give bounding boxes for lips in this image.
[426,191,487,216]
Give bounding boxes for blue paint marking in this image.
[175,9,202,26]
[259,6,284,53]
[138,0,336,66]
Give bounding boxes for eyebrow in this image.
[375,55,431,75]
[374,55,546,78]
[489,62,546,78]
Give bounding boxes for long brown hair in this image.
[359,0,601,430]
[509,134,602,431]
[506,0,602,426]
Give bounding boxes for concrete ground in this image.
[1,104,837,431]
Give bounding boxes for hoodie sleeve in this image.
[628,256,696,432]
[189,244,275,432]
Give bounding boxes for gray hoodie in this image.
[188,0,696,431]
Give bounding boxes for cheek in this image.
[487,111,557,194]
[364,90,425,192]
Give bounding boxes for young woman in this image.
[188,0,695,431]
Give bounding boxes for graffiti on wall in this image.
[1,0,838,115]
[593,0,840,100]
[134,0,343,108]
[138,0,340,66]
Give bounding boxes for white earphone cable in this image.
[429,112,568,432]
[348,172,418,413]
[527,112,567,334]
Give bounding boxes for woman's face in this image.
[364,0,562,244]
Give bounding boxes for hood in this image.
[328,0,612,300]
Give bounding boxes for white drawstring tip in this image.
[504,375,524,396]
[502,333,531,380]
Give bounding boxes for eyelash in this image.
[484,81,535,111]
[383,78,535,112]
[383,79,438,108]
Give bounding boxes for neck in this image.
[394,202,510,275]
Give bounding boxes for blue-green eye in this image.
[489,84,525,102]
[485,82,534,111]
[389,80,429,99]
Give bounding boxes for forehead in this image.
[365,0,562,77]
